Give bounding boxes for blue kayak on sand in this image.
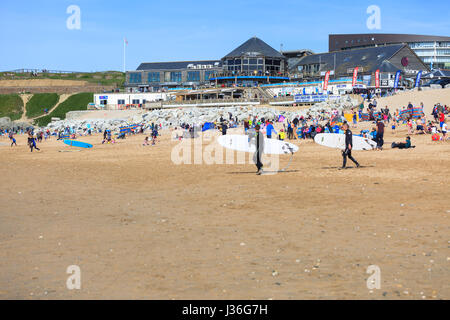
[63,140,93,149]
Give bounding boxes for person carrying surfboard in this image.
[341,122,360,170]
[253,125,265,175]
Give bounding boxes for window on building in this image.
[205,71,216,80]
[187,71,200,82]
[170,72,182,83]
[129,73,142,84]
[118,99,125,105]
[132,99,140,104]
[148,72,160,83]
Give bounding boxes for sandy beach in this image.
[0,105,449,300]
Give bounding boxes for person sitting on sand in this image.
[392,136,415,149]
[370,127,377,141]
[415,117,426,135]
[143,136,150,146]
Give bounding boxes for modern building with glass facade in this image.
[125,37,290,90]
[213,37,289,86]
[329,34,450,70]
[126,60,222,92]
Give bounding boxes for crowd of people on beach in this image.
[1,97,447,157]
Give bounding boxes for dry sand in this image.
[0,91,449,300]
[366,87,450,114]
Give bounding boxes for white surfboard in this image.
[218,135,299,155]
[314,133,377,151]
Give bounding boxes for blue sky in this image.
[0,0,449,72]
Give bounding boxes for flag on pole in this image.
[394,70,401,89]
[415,70,423,88]
[323,71,331,91]
[375,69,380,88]
[352,67,359,87]
[123,37,128,73]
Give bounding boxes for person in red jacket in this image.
[439,112,445,130]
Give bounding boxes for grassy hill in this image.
[34,92,94,127]
[26,93,59,118]
[0,71,125,87]
[0,94,24,121]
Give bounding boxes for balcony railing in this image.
[162,98,260,106]
[211,71,290,78]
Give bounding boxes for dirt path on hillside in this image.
[31,94,72,120]
[17,94,73,123]
[18,94,33,122]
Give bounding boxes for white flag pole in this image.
[123,38,126,73]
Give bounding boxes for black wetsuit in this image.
[342,129,359,168]
[254,132,264,172]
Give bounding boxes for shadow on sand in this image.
[320,165,375,170]
[227,169,300,175]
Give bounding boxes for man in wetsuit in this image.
[253,125,265,175]
[376,119,385,150]
[341,122,360,169]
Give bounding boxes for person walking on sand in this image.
[9,132,17,147]
[266,121,277,139]
[442,121,447,141]
[28,133,40,152]
[253,125,265,175]
[340,122,360,170]
[376,119,385,150]
[151,126,158,145]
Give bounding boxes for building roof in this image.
[329,33,450,51]
[282,49,314,58]
[136,60,221,71]
[423,69,450,78]
[293,44,425,74]
[223,37,284,59]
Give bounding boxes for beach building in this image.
[125,37,296,91]
[93,92,175,109]
[329,34,450,70]
[291,44,430,91]
[126,60,222,92]
[210,37,290,87]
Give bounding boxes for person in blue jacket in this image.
[266,121,277,139]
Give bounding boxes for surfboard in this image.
[314,133,377,151]
[217,135,299,155]
[63,140,93,149]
